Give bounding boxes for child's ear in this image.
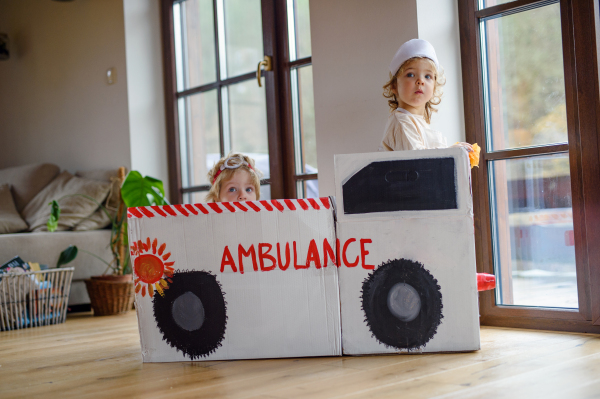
[391,80,398,96]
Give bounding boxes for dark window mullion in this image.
[176,71,257,98]
[484,143,569,161]
[289,56,311,69]
[161,0,183,204]
[293,173,318,181]
[212,0,225,158]
[269,0,295,198]
[477,0,558,19]
[286,3,302,181]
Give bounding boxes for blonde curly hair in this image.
[205,152,262,202]
[382,57,446,124]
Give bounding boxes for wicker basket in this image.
[0,268,74,331]
[84,277,134,316]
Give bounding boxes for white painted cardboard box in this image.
[334,148,480,354]
[128,198,341,362]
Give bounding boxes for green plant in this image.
[120,171,168,207]
[47,200,60,232]
[53,171,168,275]
[56,245,77,268]
[56,243,129,273]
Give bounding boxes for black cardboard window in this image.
[342,158,457,214]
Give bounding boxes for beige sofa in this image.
[0,163,120,306]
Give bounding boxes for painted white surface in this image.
[334,148,480,354]
[416,0,466,146]
[310,0,419,197]
[0,0,131,172]
[123,0,170,196]
[130,205,342,362]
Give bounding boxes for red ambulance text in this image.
[220,238,374,274]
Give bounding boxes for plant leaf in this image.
[121,171,169,207]
[47,200,61,232]
[57,245,78,268]
[122,252,132,275]
[122,221,129,247]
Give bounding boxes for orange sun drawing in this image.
[131,237,174,297]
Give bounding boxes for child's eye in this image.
[425,74,432,79]
[246,187,253,193]
[406,73,414,78]
[228,187,237,192]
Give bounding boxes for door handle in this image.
[256,55,273,87]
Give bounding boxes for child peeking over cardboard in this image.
[206,153,263,202]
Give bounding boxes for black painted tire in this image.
[361,258,443,350]
[153,270,227,359]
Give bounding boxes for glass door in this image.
[286,0,318,198]
[457,0,600,332]
[479,2,577,309]
[172,0,272,203]
[164,0,318,203]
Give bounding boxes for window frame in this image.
[160,0,316,203]
[273,0,315,199]
[458,0,600,332]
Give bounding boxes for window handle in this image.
[256,56,273,87]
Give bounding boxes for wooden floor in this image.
[2,312,600,399]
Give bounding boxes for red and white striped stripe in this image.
[127,197,332,219]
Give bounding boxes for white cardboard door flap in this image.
[128,198,342,362]
[334,148,480,354]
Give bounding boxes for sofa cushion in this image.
[0,184,28,234]
[0,163,60,213]
[75,169,122,209]
[21,171,112,232]
[74,169,123,231]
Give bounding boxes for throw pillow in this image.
[0,163,60,213]
[21,171,112,232]
[73,168,125,231]
[0,184,29,234]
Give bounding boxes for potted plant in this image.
[51,168,168,316]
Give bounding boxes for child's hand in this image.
[450,142,474,152]
[452,142,481,168]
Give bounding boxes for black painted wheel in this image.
[153,270,227,359]
[361,258,443,350]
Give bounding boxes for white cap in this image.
[389,39,439,75]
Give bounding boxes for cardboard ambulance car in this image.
[128,148,480,362]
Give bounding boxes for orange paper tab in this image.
[455,142,481,168]
[469,143,481,168]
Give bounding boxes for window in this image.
[459,0,600,332]
[287,0,318,199]
[160,0,318,203]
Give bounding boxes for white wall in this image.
[0,0,131,172]
[310,0,465,196]
[123,0,170,195]
[416,0,466,146]
[310,0,419,196]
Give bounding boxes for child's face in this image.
[218,169,257,202]
[392,58,436,116]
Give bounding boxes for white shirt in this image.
[378,108,448,151]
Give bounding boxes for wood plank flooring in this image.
[1,311,599,398]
